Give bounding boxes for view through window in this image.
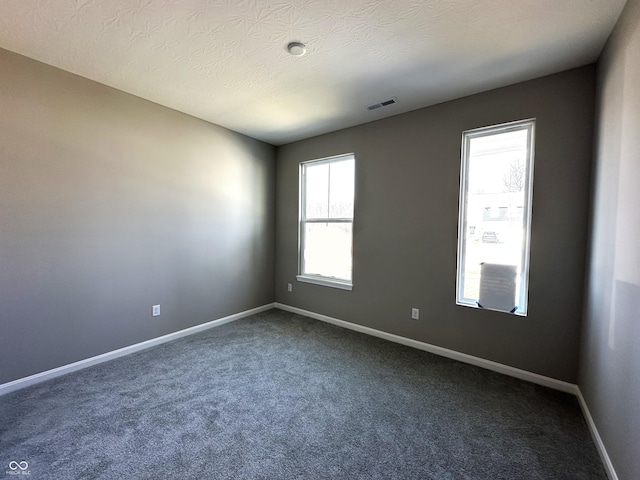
[456,120,535,314]
[298,154,355,289]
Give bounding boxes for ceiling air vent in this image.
[367,97,398,111]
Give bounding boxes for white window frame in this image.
[297,153,355,290]
[456,119,536,315]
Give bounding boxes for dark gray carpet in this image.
[1,309,605,479]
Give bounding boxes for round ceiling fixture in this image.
[287,42,307,56]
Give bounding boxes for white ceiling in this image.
[0,1,628,145]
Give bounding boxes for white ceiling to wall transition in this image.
[0,1,628,145]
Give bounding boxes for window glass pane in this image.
[300,154,355,287]
[303,222,353,281]
[305,163,329,219]
[457,121,534,314]
[329,159,355,218]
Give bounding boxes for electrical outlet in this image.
[287,283,292,292]
[152,305,161,317]
[411,308,420,320]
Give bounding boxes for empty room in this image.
[1,1,638,479]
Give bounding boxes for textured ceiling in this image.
[0,0,628,145]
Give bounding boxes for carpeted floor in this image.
[1,309,606,479]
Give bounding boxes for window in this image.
[456,119,535,315]
[298,154,355,290]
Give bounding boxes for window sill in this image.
[296,275,353,291]
[456,300,527,316]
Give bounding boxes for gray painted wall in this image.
[0,49,276,385]
[580,0,640,478]
[276,67,595,383]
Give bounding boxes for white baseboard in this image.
[576,388,619,480]
[0,303,275,396]
[2,301,619,480]
[276,303,620,478]
[275,303,578,394]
